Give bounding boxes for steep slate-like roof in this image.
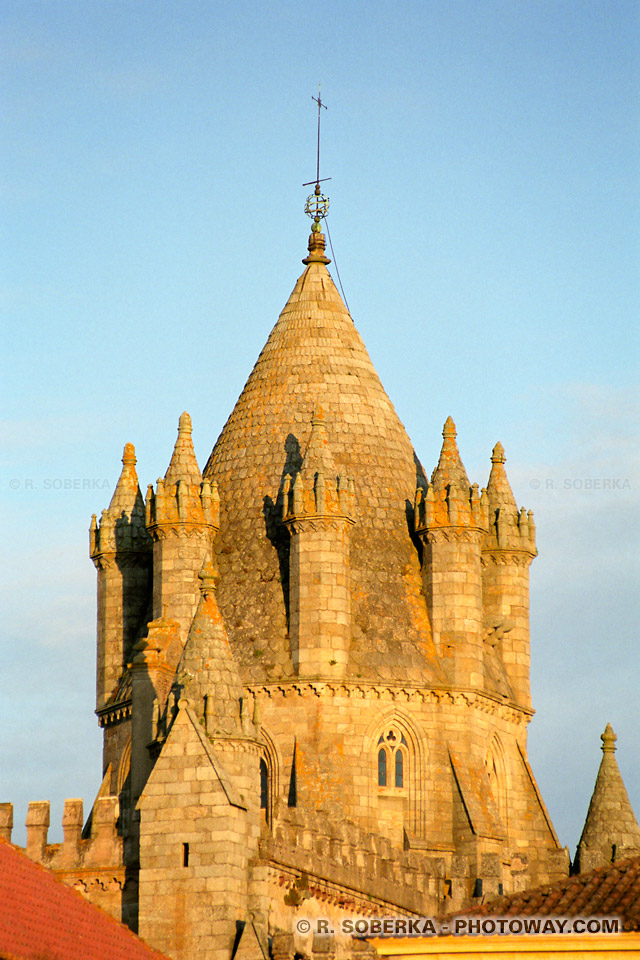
[461,855,640,930]
[0,837,169,960]
[204,230,442,684]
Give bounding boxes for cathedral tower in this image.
[83,189,570,956]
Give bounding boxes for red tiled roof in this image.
[0,838,168,960]
[463,856,640,930]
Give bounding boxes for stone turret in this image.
[282,407,355,678]
[90,443,152,713]
[145,412,219,643]
[137,558,263,960]
[575,724,640,874]
[481,442,537,708]
[415,417,487,688]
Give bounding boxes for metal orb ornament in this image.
[305,189,330,231]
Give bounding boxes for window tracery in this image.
[377,726,408,791]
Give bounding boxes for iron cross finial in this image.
[304,85,331,230]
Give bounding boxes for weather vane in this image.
[303,84,331,232]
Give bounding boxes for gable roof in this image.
[463,855,640,930]
[0,837,169,960]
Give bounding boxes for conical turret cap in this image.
[431,417,470,492]
[165,412,202,485]
[108,443,144,519]
[577,724,640,864]
[486,441,517,511]
[106,443,149,547]
[204,231,440,684]
[176,557,244,737]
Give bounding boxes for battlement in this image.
[0,798,123,871]
[261,803,450,915]
[282,470,355,522]
[414,480,488,534]
[484,504,537,556]
[145,476,219,533]
[282,408,355,522]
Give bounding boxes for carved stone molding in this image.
[148,522,216,542]
[481,551,534,568]
[422,527,484,545]
[97,699,132,727]
[246,682,531,724]
[285,515,355,536]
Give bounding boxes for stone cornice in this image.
[481,549,535,568]
[245,681,532,723]
[147,522,216,542]
[96,698,132,727]
[422,527,485,545]
[284,514,355,535]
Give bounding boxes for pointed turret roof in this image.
[165,412,202,485]
[108,443,146,521]
[576,724,640,871]
[431,417,470,492]
[486,441,517,511]
[91,443,149,558]
[204,229,440,684]
[176,557,244,738]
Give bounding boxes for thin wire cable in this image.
[324,218,351,317]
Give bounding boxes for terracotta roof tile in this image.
[0,838,169,960]
[462,855,640,930]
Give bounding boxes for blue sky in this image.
[1,0,639,852]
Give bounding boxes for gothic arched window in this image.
[377,727,408,793]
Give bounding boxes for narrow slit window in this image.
[260,758,268,811]
[182,842,189,867]
[378,748,387,787]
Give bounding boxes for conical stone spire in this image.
[165,411,202,485]
[90,443,150,557]
[575,724,640,873]
[431,417,471,493]
[204,229,441,683]
[486,442,517,512]
[176,557,244,739]
[109,443,145,516]
[483,441,536,554]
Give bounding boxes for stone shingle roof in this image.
[0,837,169,960]
[463,855,640,930]
[204,230,443,684]
[576,724,640,871]
[177,558,245,736]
